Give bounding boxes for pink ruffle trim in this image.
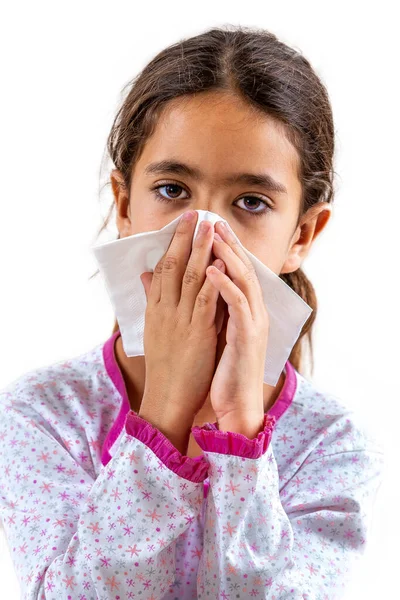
[124,410,209,483]
[191,413,277,458]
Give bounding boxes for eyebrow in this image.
[144,159,288,195]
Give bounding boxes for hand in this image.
[206,221,270,437]
[139,211,227,452]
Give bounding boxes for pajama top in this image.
[0,330,384,599]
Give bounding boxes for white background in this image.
[0,0,397,597]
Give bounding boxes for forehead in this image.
[137,92,301,193]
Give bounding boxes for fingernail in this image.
[220,221,233,234]
[182,210,195,221]
[214,232,223,241]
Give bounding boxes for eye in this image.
[150,182,273,217]
[151,183,189,202]
[234,196,272,217]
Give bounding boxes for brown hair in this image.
[90,24,335,378]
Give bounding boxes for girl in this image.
[0,25,383,599]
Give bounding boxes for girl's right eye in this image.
[151,183,189,203]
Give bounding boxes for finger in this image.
[212,234,263,321]
[147,212,197,306]
[179,219,218,320]
[160,211,199,306]
[215,222,255,274]
[191,258,226,330]
[147,253,165,306]
[206,265,253,336]
[140,272,153,301]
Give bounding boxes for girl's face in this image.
[112,90,331,276]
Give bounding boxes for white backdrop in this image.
[0,0,397,597]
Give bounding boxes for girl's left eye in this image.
[150,183,272,217]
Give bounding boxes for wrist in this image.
[138,402,192,455]
[217,412,265,439]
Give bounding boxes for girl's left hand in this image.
[206,221,270,438]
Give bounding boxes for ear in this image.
[280,202,332,275]
[111,169,132,238]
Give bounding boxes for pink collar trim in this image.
[100,329,298,466]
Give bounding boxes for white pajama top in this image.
[0,330,384,599]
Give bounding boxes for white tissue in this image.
[92,210,312,386]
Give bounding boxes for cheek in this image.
[129,193,171,235]
[243,238,285,276]
[130,213,167,236]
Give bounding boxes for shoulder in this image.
[279,368,384,458]
[0,340,121,446]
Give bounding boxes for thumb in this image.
[140,272,153,300]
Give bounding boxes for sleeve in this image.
[0,396,209,600]
[191,411,384,599]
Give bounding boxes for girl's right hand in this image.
[138,210,226,447]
